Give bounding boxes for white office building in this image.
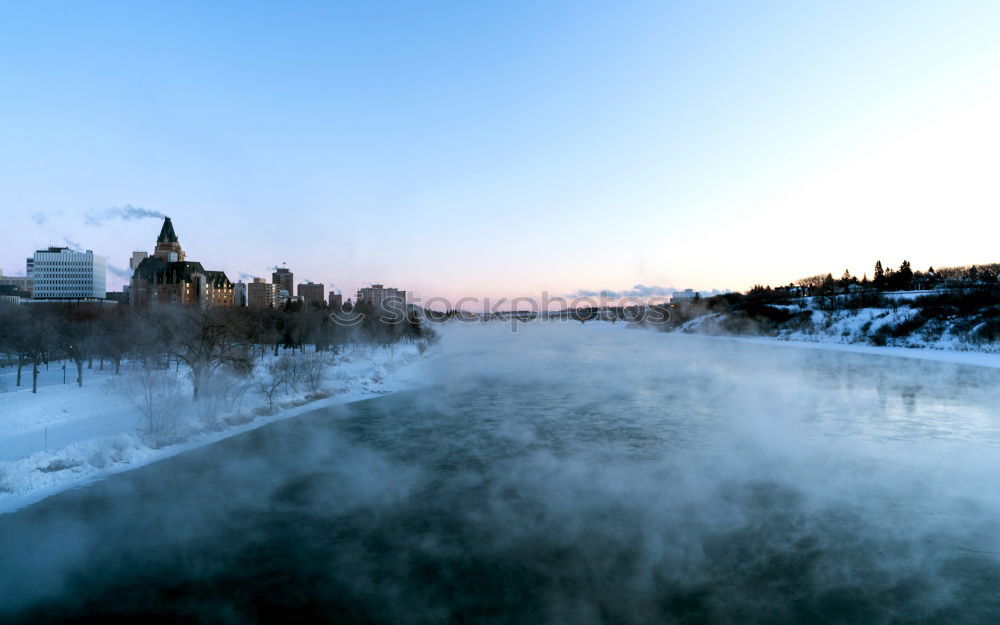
[30,247,107,300]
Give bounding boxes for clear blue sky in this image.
[2,1,998,304]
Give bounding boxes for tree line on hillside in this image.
[0,302,432,396]
[778,261,1000,297]
[652,259,1000,344]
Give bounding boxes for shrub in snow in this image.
[110,364,186,447]
[88,450,108,469]
[87,436,134,469]
[299,354,326,394]
[197,370,253,430]
[38,458,81,473]
[258,356,294,412]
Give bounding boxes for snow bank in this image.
[672,300,1000,355]
[0,342,437,515]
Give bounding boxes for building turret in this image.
[153,217,185,262]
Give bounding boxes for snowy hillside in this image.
[673,296,1000,352]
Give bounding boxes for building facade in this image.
[328,292,343,309]
[248,277,279,308]
[30,247,107,300]
[130,217,234,308]
[670,289,696,303]
[0,274,33,297]
[234,281,249,307]
[298,282,325,307]
[130,251,149,272]
[272,267,293,301]
[356,284,406,309]
[356,284,406,319]
[0,284,30,306]
[105,291,130,305]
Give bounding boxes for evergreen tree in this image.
[821,273,836,293]
[896,260,913,290]
[839,270,854,292]
[873,261,885,290]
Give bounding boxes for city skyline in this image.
[3,2,999,301]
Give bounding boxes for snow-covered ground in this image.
[598,316,1000,368]
[675,300,1000,354]
[0,342,436,515]
[691,333,1000,368]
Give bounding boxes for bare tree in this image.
[112,363,185,447]
[257,356,291,413]
[300,353,326,393]
[0,307,34,388]
[94,308,139,375]
[55,305,99,388]
[22,310,54,394]
[156,307,253,400]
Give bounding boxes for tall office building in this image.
[298,282,325,307]
[29,247,107,300]
[328,292,343,309]
[272,267,293,300]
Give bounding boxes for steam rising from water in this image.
[2,323,1000,623]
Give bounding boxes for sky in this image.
[1,1,999,306]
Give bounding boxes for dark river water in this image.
[3,324,1000,624]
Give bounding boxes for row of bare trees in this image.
[0,303,431,397]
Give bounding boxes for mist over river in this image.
[3,322,1000,624]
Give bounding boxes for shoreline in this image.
[0,350,435,517]
[663,331,1000,369]
[581,318,1000,368]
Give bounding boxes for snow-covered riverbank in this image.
[682,332,1000,369]
[0,343,436,515]
[671,301,1000,356]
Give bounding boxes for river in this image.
[2,322,1000,624]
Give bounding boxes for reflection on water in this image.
[2,323,1000,624]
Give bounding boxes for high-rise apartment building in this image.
[328,292,343,309]
[248,277,279,308]
[30,247,107,300]
[355,284,406,314]
[298,282,324,307]
[234,281,249,307]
